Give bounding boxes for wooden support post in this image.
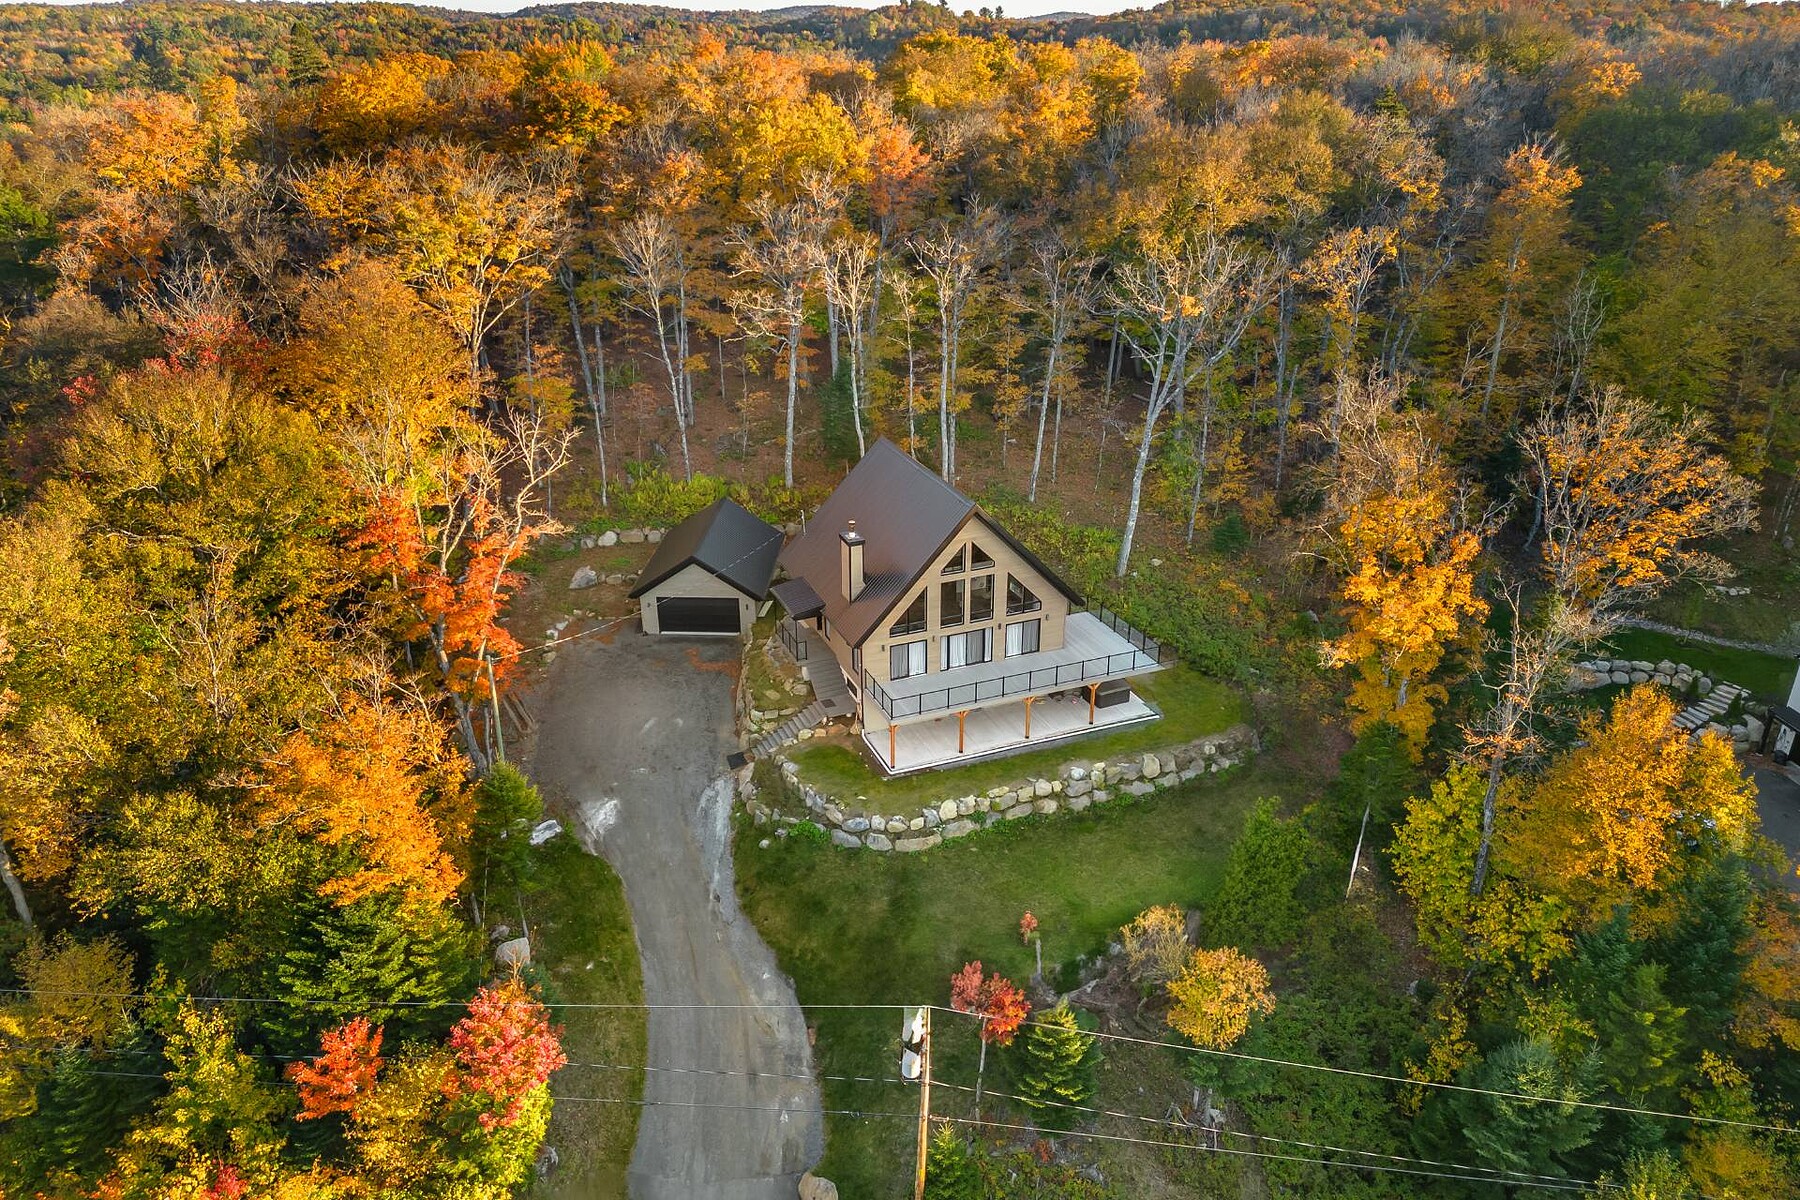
[889,723,898,769]
[1086,682,1099,725]
[1023,695,1037,739]
[912,1007,933,1200]
[956,710,968,754]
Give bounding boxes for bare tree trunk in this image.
[1273,283,1295,489]
[1051,378,1063,483]
[0,836,31,929]
[1028,338,1058,502]
[1116,406,1159,577]
[827,296,840,375]
[1480,237,1522,420]
[1103,315,1121,405]
[937,319,955,481]
[1470,750,1508,897]
[785,317,801,487]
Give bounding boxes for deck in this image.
[864,610,1169,724]
[862,687,1159,775]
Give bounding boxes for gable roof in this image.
[777,438,1082,647]
[629,497,783,601]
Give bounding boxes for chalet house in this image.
[771,439,1170,774]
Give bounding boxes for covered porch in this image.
[861,684,1159,775]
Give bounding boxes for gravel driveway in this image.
[530,633,823,1200]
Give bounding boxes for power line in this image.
[930,1077,1609,1192]
[14,987,1794,1137]
[0,988,908,1012]
[934,1114,1601,1194]
[927,1006,1799,1137]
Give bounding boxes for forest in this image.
[0,0,1796,1195]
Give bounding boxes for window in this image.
[1006,575,1042,615]
[889,591,926,637]
[970,542,994,570]
[939,579,965,627]
[969,573,994,622]
[890,640,926,679]
[941,627,992,669]
[941,546,965,575]
[1006,619,1041,657]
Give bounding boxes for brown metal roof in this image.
[776,439,1082,648]
[628,497,783,600]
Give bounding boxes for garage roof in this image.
[628,498,784,601]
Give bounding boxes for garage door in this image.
[656,596,740,634]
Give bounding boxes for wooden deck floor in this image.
[862,689,1158,775]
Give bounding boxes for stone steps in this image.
[751,701,826,759]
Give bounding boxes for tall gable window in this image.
[940,579,965,627]
[1006,575,1042,615]
[969,573,994,622]
[889,591,926,637]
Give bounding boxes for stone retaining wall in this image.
[741,724,1260,852]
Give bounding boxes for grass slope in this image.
[737,758,1292,1198]
[523,837,646,1200]
[1602,627,1796,700]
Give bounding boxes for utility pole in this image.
[901,1006,932,1200]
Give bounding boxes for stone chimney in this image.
[839,519,866,601]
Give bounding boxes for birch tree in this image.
[1109,234,1274,577]
[819,231,879,457]
[1467,389,1756,897]
[729,187,834,487]
[1021,232,1098,502]
[910,203,1003,482]
[611,210,697,482]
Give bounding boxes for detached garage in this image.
[629,498,783,636]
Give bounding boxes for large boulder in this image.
[495,937,531,969]
[799,1173,839,1200]
[569,566,598,590]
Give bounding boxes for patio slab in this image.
[862,688,1158,775]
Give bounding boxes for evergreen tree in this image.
[267,894,479,1051]
[1,1044,160,1192]
[1013,1001,1100,1132]
[1209,797,1314,949]
[1647,860,1751,1041]
[1429,1039,1602,1177]
[922,1125,982,1200]
[471,763,545,912]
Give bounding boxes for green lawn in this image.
[1601,627,1796,701]
[737,756,1307,1198]
[523,837,645,1200]
[784,666,1244,812]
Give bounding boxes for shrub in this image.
[1166,946,1275,1050]
[1120,905,1189,991]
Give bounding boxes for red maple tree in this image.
[949,961,1031,1046]
[286,1017,385,1120]
[447,976,568,1129]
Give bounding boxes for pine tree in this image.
[1208,797,1313,949]
[472,763,545,912]
[268,894,479,1050]
[922,1125,982,1200]
[1013,1001,1100,1132]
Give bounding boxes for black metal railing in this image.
[777,617,808,662]
[860,608,1174,721]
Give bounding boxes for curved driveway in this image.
[531,633,823,1200]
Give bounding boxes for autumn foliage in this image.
[287,1017,386,1121]
[447,976,568,1129]
[261,696,469,905]
[949,961,1031,1046]
[1164,946,1275,1050]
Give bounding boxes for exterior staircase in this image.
[752,701,827,759]
[1674,681,1746,733]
